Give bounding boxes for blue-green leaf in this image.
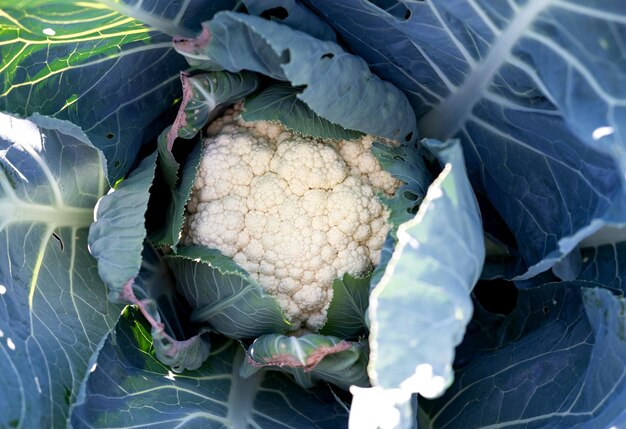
[371,141,432,229]
[88,152,212,372]
[132,244,211,373]
[369,139,484,397]
[244,0,338,42]
[88,151,157,295]
[70,307,349,428]
[175,11,417,143]
[579,241,626,294]
[0,112,121,428]
[420,284,626,429]
[175,71,259,142]
[308,0,626,280]
[370,139,434,288]
[166,246,290,338]
[242,83,364,140]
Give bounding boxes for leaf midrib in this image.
[0,200,93,228]
[417,0,552,139]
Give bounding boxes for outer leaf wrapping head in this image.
[166,246,291,339]
[174,12,417,143]
[369,139,484,397]
[241,333,370,390]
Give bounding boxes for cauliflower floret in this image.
[185,114,401,330]
[338,135,402,196]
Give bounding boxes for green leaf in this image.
[242,83,363,140]
[159,71,259,188]
[176,71,260,141]
[88,151,157,295]
[0,0,234,181]
[370,140,433,288]
[372,141,432,229]
[88,152,210,372]
[70,307,349,428]
[175,11,417,143]
[156,127,183,190]
[242,333,370,390]
[320,273,371,338]
[0,112,121,428]
[368,139,485,397]
[166,246,290,338]
[152,139,203,247]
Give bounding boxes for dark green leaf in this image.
[420,284,626,429]
[242,83,363,140]
[157,127,183,190]
[579,241,626,294]
[320,273,371,338]
[152,140,203,248]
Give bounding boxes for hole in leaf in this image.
[114,160,121,168]
[543,306,550,315]
[260,7,288,20]
[52,231,64,251]
[106,133,114,139]
[321,53,335,60]
[403,191,418,201]
[404,131,413,142]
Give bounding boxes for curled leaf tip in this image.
[305,340,352,371]
[165,74,194,151]
[120,279,167,340]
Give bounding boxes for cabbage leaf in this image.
[0,0,236,181]
[174,11,417,144]
[70,307,349,429]
[0,112,120,428]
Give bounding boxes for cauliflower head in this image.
[184,107,401,330]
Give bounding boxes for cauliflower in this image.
[184,106,401,330]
